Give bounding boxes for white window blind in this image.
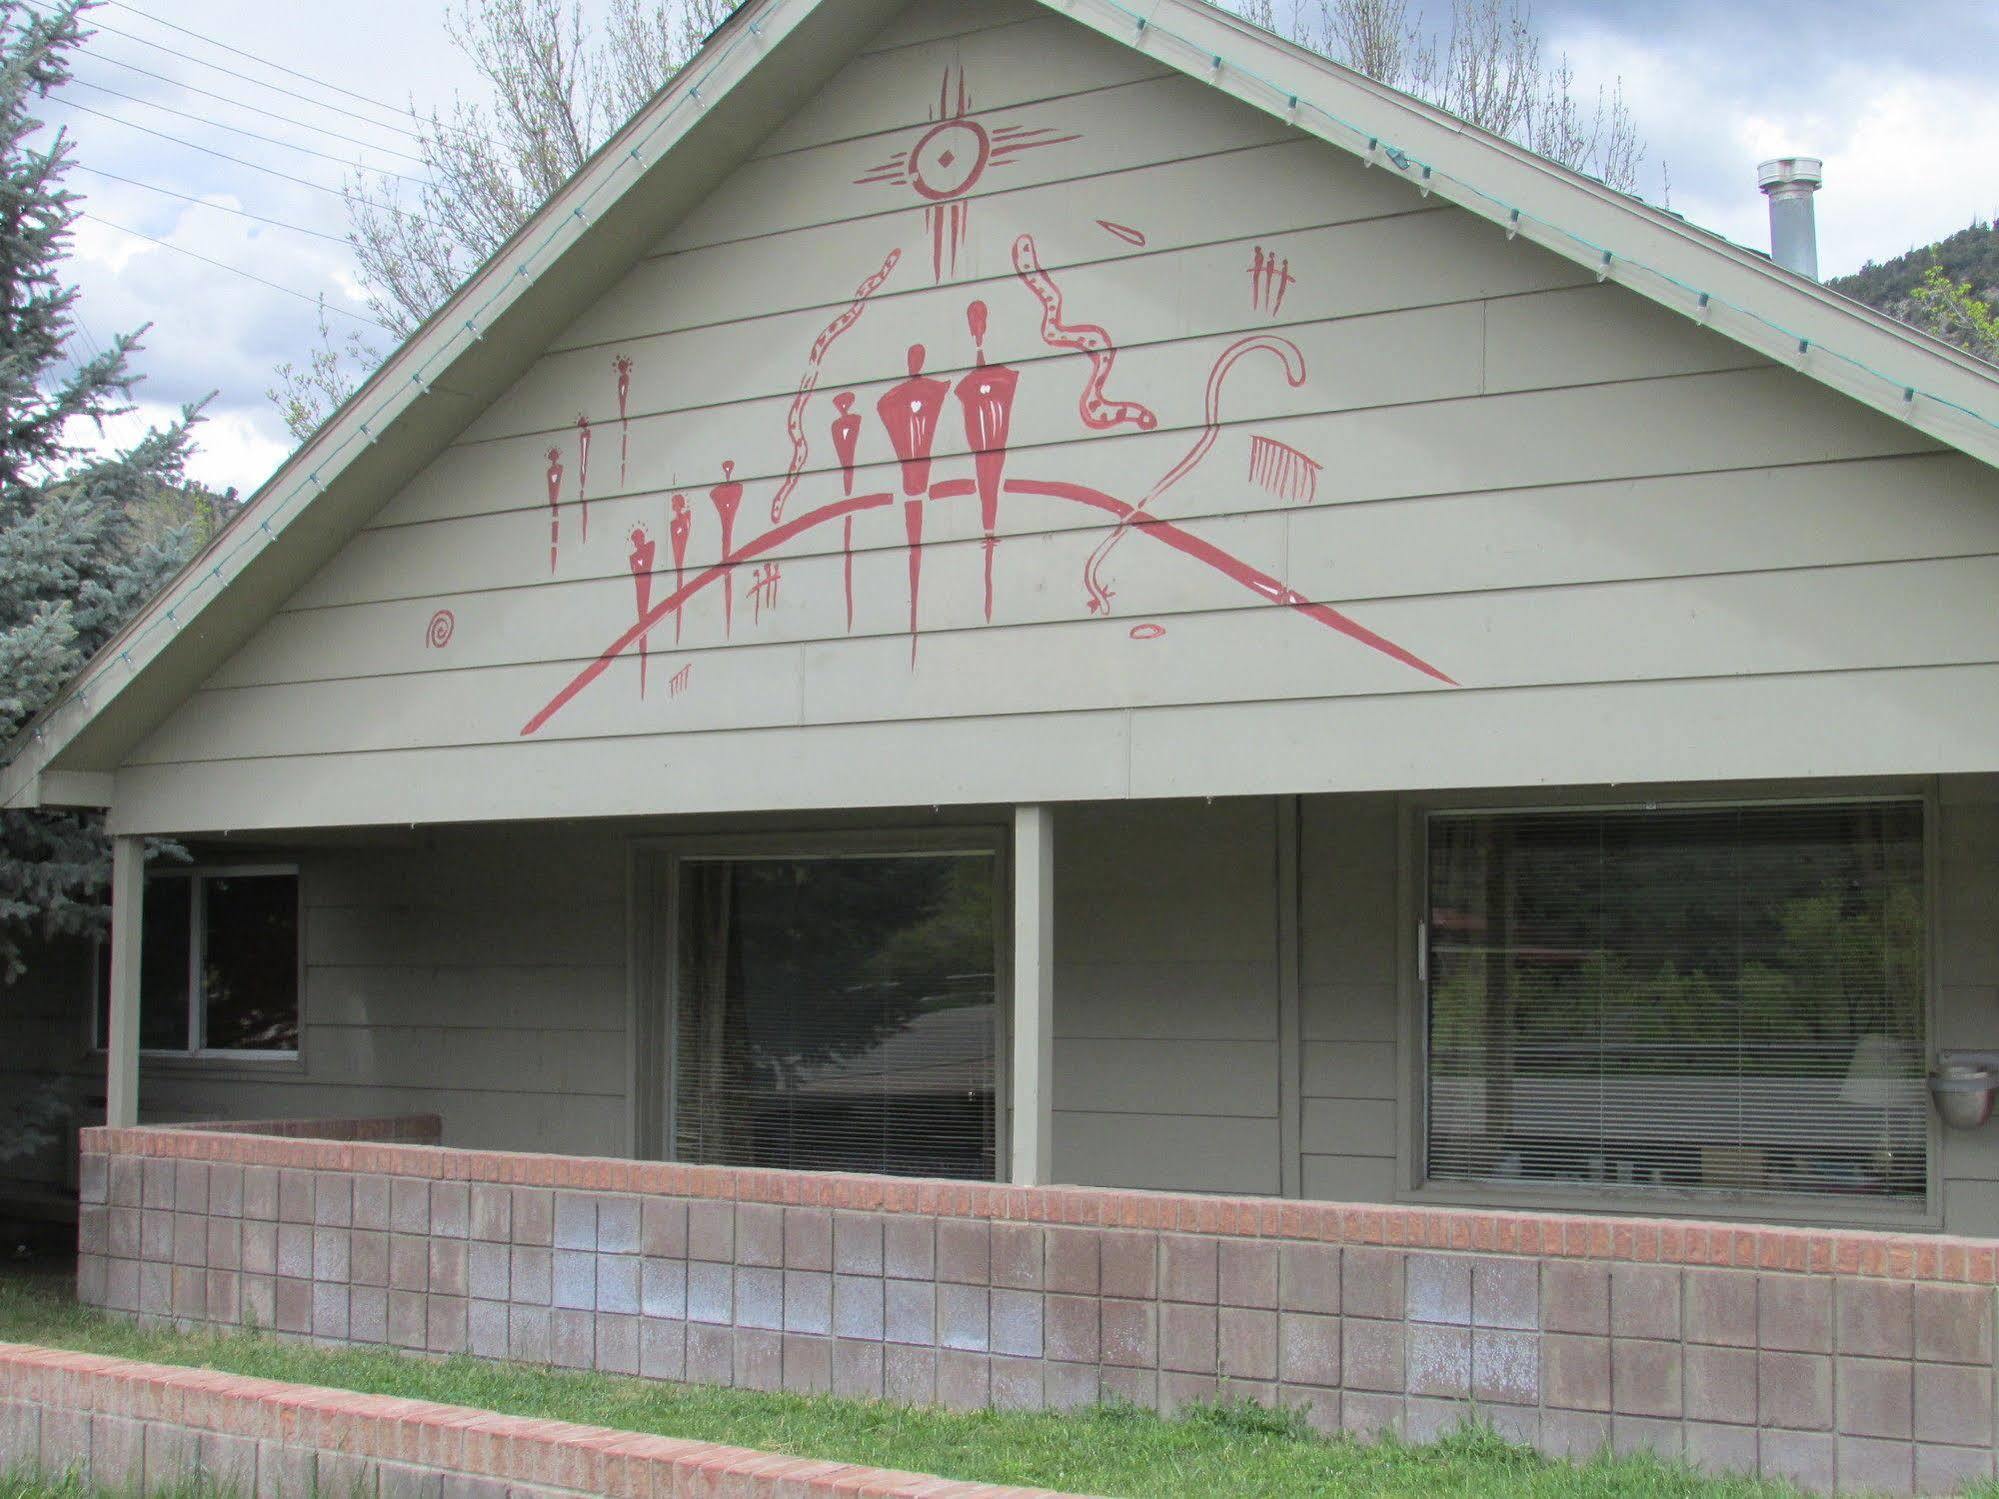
[1425,801,1927,1205]
[673,852,997,1180]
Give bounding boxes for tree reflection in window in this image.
[674,852,997,1180]
[1426,803,1926,1203]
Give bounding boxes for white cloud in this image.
[1541,28,1999,279]
[61,399,290,502]
[177,404,293,499]
[1742,67,1999,272]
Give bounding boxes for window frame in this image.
[1399,784,1941,1230]
[90,862,305,1067]
[629,827,1012,1182]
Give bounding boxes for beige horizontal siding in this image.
[1294,795,1403,1205]
[1045,798,1279,1195]
[1053,1111,1281,1194]
[554,137,1422,356]
[113,0,1989,835]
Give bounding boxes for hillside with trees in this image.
[1829,219,1999,363]
[1831,219,1999,311]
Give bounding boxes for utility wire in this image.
[65,63,430,166]
[20,0,425,139]
[69,163,353,244]
[105,0,414,119]
[81,211,386,328]
[45,97,425,209]
[54,79,431,184]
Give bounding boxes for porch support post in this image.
[1010,804,1054,1187]
[105,834,143,1129]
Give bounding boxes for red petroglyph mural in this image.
[1084,335,1307,616]
[1249,246,1296,315]
[831,392,863,496]
[628,524,657,698]
[519,297,1452,736]
[832,392,863,630]
[709,462,744,638]
[543,446,565,574]
[1012,234,1157,434]
[510,59,1457,739]
[668,495,691,645]
[748,561,783,626]
[426,610,456,650]
[612,356,634,486]
[878,344,950,665]
[1249,435,1323,503]
[855,66,1079,283]
[879,344,952,498]
[955,301,1020,622]
[771,251,902,524]
[519,322,1451,732]
[521,461,1453,737]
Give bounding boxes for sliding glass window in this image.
[1424,801,1927,1207]
[673,850,999,1180]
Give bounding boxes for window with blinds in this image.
[673,851,997,1180]
[1424,801,1927,1206]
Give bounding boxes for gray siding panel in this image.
[106,1,1992,836]
[1049,798,1280,1195]
[1294,793,1406,1202]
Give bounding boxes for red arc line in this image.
[519,491,894,737]
[1007,480,1456,687]
[521,479,1454,737]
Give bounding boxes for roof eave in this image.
[1054,0,1999,465]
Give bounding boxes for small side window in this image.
[95,869,299,1058]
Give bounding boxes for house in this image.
[14,2,1999,1472]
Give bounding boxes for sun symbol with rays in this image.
[854,65,1081,283]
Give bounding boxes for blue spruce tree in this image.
[0,0,211,1160]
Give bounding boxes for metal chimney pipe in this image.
[1758,156,1824,280]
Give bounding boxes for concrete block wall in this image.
[74,1121,1999,1495]
[0,1343,1059,1497]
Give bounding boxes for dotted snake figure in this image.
[1011,234,1158,434]
[770,249,903,523]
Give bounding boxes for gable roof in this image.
[8,0,1999,818]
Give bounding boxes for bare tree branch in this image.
[1251,0,1647,192]
[269,0,737,441]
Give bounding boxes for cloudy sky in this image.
[30,0,1999,498]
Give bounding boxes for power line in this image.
[69,163,353,244]
[65,61,430,165]
[67,311,106,363]
[47,97,371,203]
[54,78,431,185]
[104,0,415,119]
[20,0,424,139]
[81,211,386,328]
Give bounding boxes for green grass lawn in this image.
[0,1266,1909,1498]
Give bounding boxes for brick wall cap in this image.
[0,1341,1074,1497]
[82,1118,1999,1285]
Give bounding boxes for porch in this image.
[66,773,1999,1493]
[79,783,1999,1236]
